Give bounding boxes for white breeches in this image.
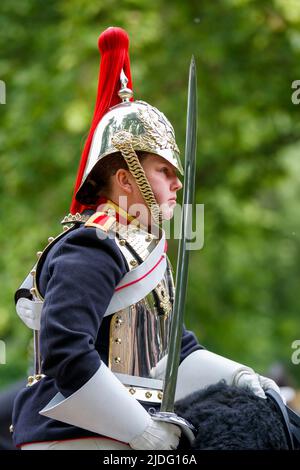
[21,437,131,450]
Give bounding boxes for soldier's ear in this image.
[114,169,133,194]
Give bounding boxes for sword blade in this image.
[161,56,197,412]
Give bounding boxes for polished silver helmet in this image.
[76,71,183,224]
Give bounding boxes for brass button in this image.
[129,388,136,395]
[27,376,34,386]
[114,357,121,364]
[145,391,152,399]
[48,237,55,243]
[119,239,126,246]
[114,338,122,344]
[145,235,152,242]
[157,392,163,400]
[36,251,43,258]
[130,259,138,267]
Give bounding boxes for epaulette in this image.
[15,218,79,331]
[85,211,163,270]
[84,211,117,232]
[16,213,88,305]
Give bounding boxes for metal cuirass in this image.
[108,224,175,403]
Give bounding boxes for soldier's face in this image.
[110,153,182,226]
[141,154,183,220]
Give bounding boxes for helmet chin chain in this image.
[112,130,162,226]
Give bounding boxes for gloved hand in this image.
[233,370,283,400]
[130,419,181,450]
[40,363,181,446]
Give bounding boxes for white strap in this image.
[104,234,167,316]
[16,298,43,330]
[16,233,167,329]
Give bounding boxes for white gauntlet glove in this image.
[130,419,181,450]
[151,350,283,402]
[40,363,182,447]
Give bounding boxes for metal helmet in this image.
[71,28,183,224]
[77,102,181,195]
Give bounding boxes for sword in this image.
[150,56,198,442]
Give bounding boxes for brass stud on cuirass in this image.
[114,316,123,327]
[130,259,138,267]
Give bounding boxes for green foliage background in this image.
[1,0,300,388]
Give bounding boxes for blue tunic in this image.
[12,220,201,447]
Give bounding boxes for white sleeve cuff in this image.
[175,349,253,401]
[39,363,151,443]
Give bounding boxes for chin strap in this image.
[111,130,162,225]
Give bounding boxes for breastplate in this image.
[108,224,175,402]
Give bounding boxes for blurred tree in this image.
[0,0,300,387]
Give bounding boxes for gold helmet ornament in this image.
[70,27,183,224]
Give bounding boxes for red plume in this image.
[70,27,133,214]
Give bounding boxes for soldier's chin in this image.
[161,206,174,221]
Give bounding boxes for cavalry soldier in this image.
[12,27,281,450]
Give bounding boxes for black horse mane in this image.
[175,381,292,450]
